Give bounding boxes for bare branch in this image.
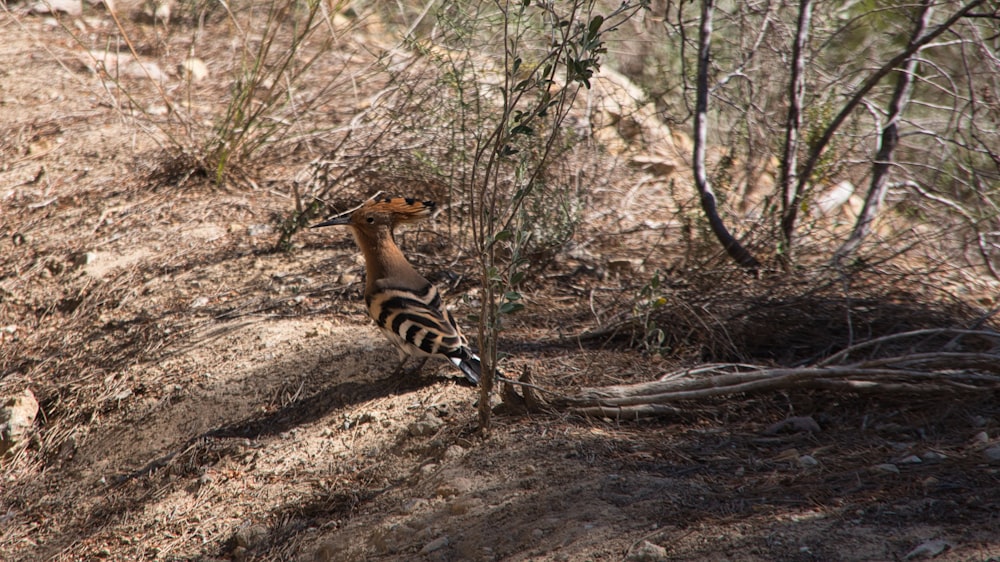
[833,0,935,263]
[778,0,814,253]
[786,0,987,248]
[692,0,761,269]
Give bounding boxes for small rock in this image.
[123,60,166,82]
[233,524,269,549]
[30,0,82,15]
[73,251,98,267]
[141,0,172,23]
[408,415,443,437]
[626,540,668,562]
[921,451,948,462]
[798,454,819,467]
[874,463,900,474]
[903,539,950,560]
[247,224,272,237]
[399,498,428,514]
[190,296,210,308]
[337,272,360,285]
[0,389,40,455]
[179,58,209,82]
[899,455,923,464]
[972,431,989,443]
[983,445,1000,463]
[420,535,449,554]
[447,497,478,515]
[85,0,114,10]
[442,444,466,460]
[763,416,821,435]
[435,476,473,498]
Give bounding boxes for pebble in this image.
[180,58,209,82]
[435,477,473,498]
[408,415,443,437]
[903,539,950,560]
[30,0,81,15]
[798,455,819,467]
[874,463,900,474]
[626,540,668,561]
[233,524,269,549]
[123,60,167,82]
[420,535,449,554]
[400,498,428,514]
[0,389,39,455]
[442,444,466,460]
[763,416,821,435]
[983,445,1000,463]
[247,224,272,237]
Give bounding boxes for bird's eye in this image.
[366,217,375,224]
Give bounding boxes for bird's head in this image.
[312,196,436,232]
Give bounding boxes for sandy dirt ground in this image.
[2,4,1000,561]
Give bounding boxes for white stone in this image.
[180,58,209,82]
[0,389,39,454]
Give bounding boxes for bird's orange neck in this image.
[352,225,421,296]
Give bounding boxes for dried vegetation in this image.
[1,0,1000,560]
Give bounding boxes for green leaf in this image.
[504,291,522,301]
[510,271,525,285]
[510,124,534,136]
[588,15,604,40]
[494,230,513,242]
[499,302,524,314]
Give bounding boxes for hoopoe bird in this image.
[312,196,482,385]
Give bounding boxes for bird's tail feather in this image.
[449,352,481,385]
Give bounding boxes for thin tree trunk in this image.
[785,0,985,248]
[778,0,813,253]
[833,0,934,264]
[693,0,760,270]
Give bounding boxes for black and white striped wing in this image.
[365,282,481,385]
[366,281,460,348]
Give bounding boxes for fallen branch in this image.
[519,328,1000,418]
[557,364,1000,409]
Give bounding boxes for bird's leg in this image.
[406,357,430,376]
[390,355,410,378]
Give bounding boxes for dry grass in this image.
[2,2,1000,560]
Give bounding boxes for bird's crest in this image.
[312,195,435,229]
[361,196,436,224]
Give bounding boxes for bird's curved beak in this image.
[311,215,352,228]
